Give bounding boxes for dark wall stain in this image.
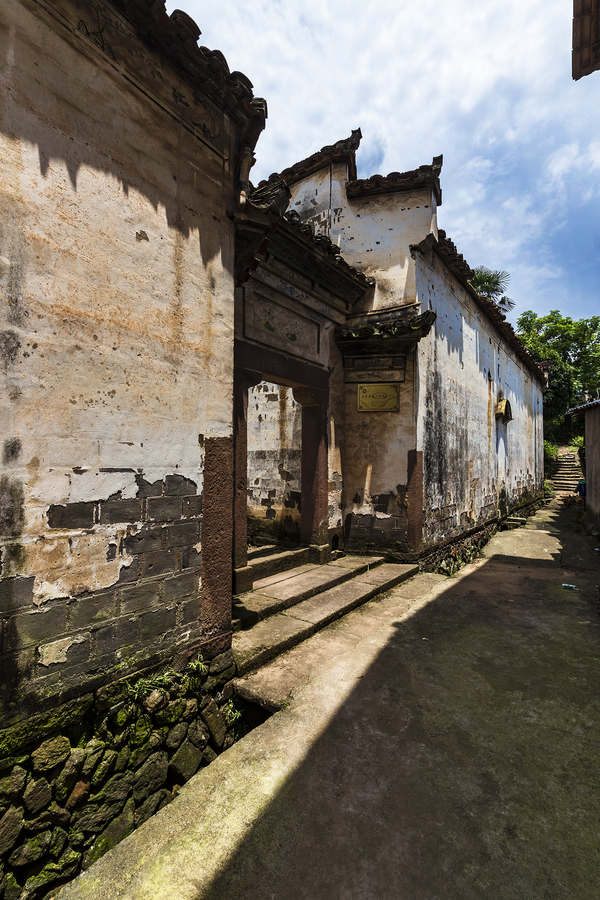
[0,330,20,372]
[0,196,28,327]
[0,476,25,537]
[2,437,22,464]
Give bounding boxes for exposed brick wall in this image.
[0,476,205,729]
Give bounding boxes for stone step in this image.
[232,561,418,676]
[246,546,312,581]
[232,555,386,631]
[235,569,448,711]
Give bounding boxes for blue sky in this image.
[167,0,599,324]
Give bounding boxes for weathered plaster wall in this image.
[0,0,238,725]
[289,163,438,309]
[415,254,544,548]
[341,353,415,553]
[247,382,302,543]
[585,406,600,529]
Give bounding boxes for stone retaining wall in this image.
[0,651,259,900]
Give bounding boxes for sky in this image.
[167,0,599,325]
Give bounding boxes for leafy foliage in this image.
[222,700,242,726]
[469,267,515,313]
[516,310,600,441]
[126,670,177,703]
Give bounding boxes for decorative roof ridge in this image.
[258,129,363,188]
[346,155,443,204]
[107,1,266,136]
[410,231,546,384]
[281,210,373,286]
[336,309,437,340]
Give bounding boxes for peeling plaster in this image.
[38,633,87,666]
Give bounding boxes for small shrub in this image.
[222,700,242,726]
[126,670,177,703]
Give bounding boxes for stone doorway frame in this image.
[233,339,330,593]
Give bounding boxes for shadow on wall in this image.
[199,541,600,900]
[0,0,237,264]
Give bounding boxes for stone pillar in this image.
[201,436,234,652]
[406,448,424,553]
[295,387,331,563]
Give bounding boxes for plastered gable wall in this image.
[415,254,544,547]
[0,0,239,725]
[289,163,438,309]
[289,165,437,551]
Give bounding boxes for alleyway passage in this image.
[61,500,600,900]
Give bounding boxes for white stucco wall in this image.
[289,162,438,310]
[415,254,544,545]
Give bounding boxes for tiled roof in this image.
[108,1,266,141]
[410,231,546,384]
[239,185,373,290]
[346,156,443,204]
[259,130,363,187]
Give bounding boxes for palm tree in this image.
[469,267,515,313]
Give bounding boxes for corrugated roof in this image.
[568,398,600,416]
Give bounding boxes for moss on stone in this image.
[0,696,93,760]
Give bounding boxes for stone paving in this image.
[59,500,600,900]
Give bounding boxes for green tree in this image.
[516,310,600,440]
[469,267,515,313]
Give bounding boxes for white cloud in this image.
[167,0,600,319]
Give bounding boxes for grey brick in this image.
[140,550,178,578]
[123,527,162,555]
[0,576,35,614]
[121,581,161,615]
[182,495,202,518]
[138,606,177,642]
[47,502,95,529]
[164,571,196,602]
[134,476,164,498]
[147,497,182,522]
[180,596,201,625]
[95,617,139,655]
[181,547,201,570]
[69,591,116,629]
[4,603,67,650]
[166,521,199,549]
[118,557,139,583]
[164,475,197,496]
[99,500,142,525]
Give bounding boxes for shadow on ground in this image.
[202,506,600,900]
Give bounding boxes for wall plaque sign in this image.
[357,383,400,412]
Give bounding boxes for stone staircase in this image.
[551,452,582,494]
[232,552,418,677]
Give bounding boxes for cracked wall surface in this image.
[0,0,239,726]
